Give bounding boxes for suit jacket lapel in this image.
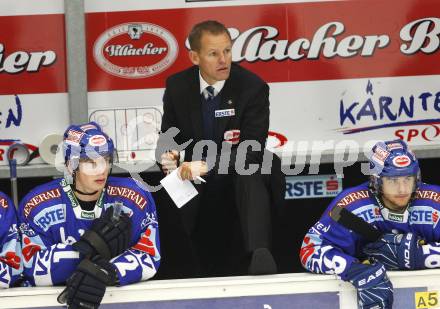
[189,68,203,142]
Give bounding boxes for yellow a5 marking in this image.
[416,291,439,309]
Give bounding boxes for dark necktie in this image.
[205,86,215,100]
[202,86,216,141]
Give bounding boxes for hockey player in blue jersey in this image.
[300,139,440,309]
[18,122,160,308]
[0,191,21,287]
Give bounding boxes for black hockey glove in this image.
[57,257,118,309]
[73,206,132,260]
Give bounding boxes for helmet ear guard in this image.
[64,156,79,185]
[368,139,421,196]
[369,175,380,195]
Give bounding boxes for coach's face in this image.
[190,31,232,85]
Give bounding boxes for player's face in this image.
[75,156,111,195]
[381,175,415,211]
[189,31,232,85]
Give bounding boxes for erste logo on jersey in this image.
[392,155,411,167]
[33,204,66,232]
[352,204,383,224]
[410,206,440,227]
[24,188,61,217]
[94,22,178,79]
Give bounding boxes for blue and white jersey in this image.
[18,176,160,286]
[300,182,440,278]
[0,191,21,287]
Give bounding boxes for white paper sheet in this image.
[160,169,198,208]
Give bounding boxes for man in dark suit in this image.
[157,20,277,276]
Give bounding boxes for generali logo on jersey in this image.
[93,22,178,79]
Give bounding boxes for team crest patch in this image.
[65,129,84,146]
[371,146,390,166]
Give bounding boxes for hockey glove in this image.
[342,260,393,309]
[74,206,132,260]
[57,256,118,309]
[362,233,424,270]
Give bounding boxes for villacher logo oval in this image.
[89,135,107,147]
[392,155,411,167]
[93,22,178,79]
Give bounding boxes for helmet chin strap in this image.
[74,187,99,196]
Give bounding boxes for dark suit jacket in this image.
[158,63,270,173]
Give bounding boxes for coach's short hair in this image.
[188,20,231,52]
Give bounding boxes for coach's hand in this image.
[178,161,208,181]
[160,150,180,174]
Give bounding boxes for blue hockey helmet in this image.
[63,121,114,168]
[369,139,421,194]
